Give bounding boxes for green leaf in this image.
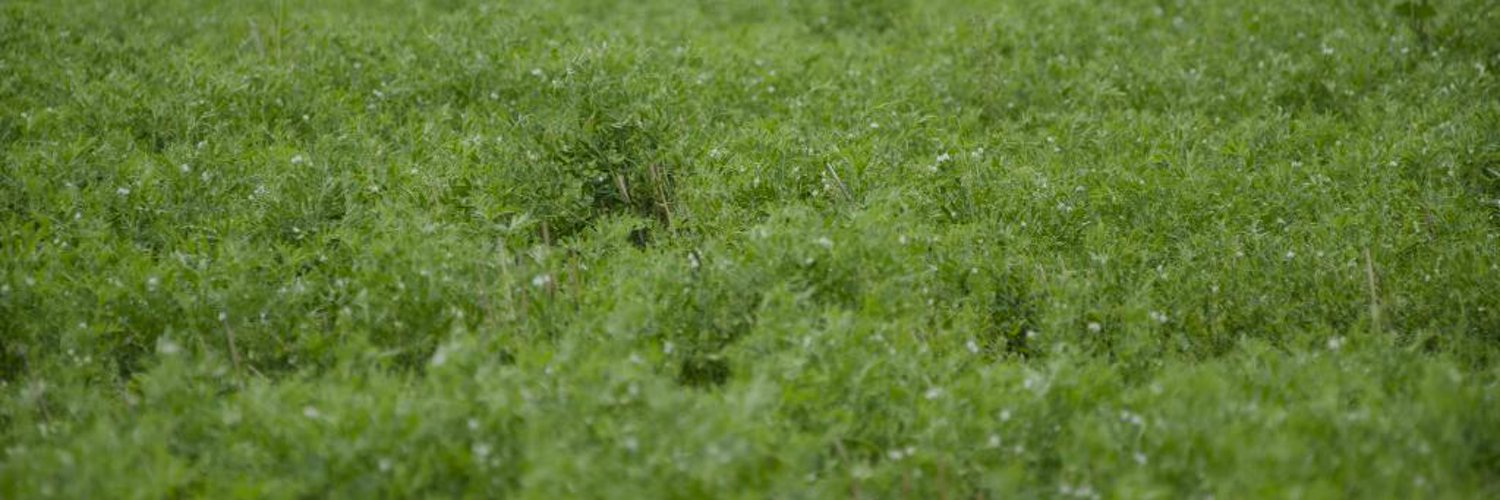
[1393,1,1437,20]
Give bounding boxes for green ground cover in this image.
[3,0,1499,497]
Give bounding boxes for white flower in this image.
[924,387,943,400]
[1087,322,1102,333]
[156,337,181,355]
[303,406,321,419]
[531,274,553,288]
[116,187,130,196]
[290,155,306,165]
[966,340,980,354]
[936,152,951,163]
[1327,336,1345,351]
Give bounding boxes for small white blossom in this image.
[156,337,181,355]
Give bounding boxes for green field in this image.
[3,0,1499,497]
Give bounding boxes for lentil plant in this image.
[2,0,1499,497]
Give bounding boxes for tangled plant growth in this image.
[2,0,1499,497]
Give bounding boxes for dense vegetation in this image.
[3,0,1499,497]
